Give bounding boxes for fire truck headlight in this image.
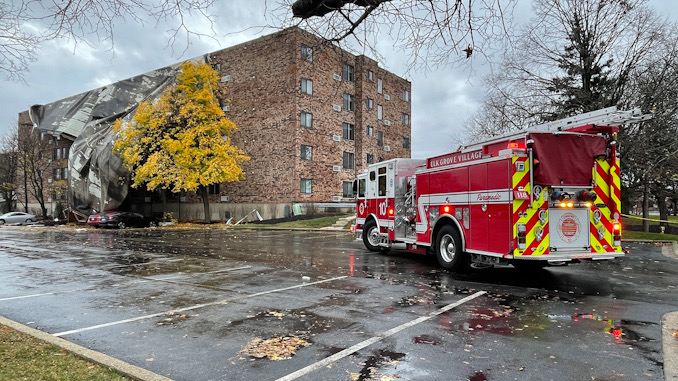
[566,202,574,208]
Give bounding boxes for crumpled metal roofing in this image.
[28,59,201,213]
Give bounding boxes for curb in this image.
[663,312,678,380]
[0,316,172,381]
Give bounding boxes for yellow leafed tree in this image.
[113,61,249,223]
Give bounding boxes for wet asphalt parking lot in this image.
[1,226,677,381]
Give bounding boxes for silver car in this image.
[0,212,36,225]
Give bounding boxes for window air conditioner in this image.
[384,145,391,152]
[333,104,342,112]
[333,165,341,172]
[333,135,341,142]
[333,196,342,201]
[333,74,342,81]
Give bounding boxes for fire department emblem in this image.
[359,202,365,215]
[557,212,581,244]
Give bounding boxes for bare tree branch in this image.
[0,0,219,82]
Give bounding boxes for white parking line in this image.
[152,265,253,281]
[0,292,56,301]
[53,276,348,337]
[276,290,487,381]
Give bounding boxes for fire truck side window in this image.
[377,166,387,196]
[370,171,376,181]
[358,179,365,197]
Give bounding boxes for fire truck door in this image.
[469,161,511,254]
[469,164,489,252]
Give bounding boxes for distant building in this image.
[19,27,412,220]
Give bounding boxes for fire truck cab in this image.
[353,107,650,271]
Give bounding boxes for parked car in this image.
[0,212,36,225]
[98,212,158,229]
[87,213,104,227]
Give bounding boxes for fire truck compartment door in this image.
[549,209,590,250]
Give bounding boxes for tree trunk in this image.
[654,190,669,229]
[161,189,167,213]
[200,185,211,224]
[642,181,650,232]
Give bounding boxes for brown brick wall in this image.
[210,27,412,204]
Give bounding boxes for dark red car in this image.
[87,213,103,227]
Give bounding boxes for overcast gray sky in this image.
[1,0,676,159]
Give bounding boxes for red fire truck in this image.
[353,107,650,270]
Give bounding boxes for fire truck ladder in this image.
[461,106,652,152]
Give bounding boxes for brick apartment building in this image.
[18,27,412,220]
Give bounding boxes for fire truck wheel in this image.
[362,220,382,252]
[436,225,466,271]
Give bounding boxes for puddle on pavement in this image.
[351,348,406,381]
[413,334,440,345]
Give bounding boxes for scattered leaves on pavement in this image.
[239,336,310,360]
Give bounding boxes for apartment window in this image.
[301,78,313,95]
[208,183,220,195]
[366,70,374,81]
[343,151,355,169]
[300,179,312,194]
[301,44,313,62]
[378,157,384,162]
[377,105,383,120]
[366,97,373,109]
[342,122,355,141]
[402,90,410,101]
[342,181,353,198]
[403,137,410,149]
[62,167,68,180]
[301,111,313,128]
[402,113,410,126]
[300,144,313,161]
[342,64,355,82]
[62,147,68,159]
[53,168,61,180]
[343,93,354,112]
[377,78,383,94]
[366,125,374,136]
[377,131,383,146]
[366,153,374,164]
[54,148,60,160]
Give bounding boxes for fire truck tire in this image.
[435,225,467,271]
[362,220,382,252]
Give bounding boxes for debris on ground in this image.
[239,336,310,360]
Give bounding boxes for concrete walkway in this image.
[319,214,356,230]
